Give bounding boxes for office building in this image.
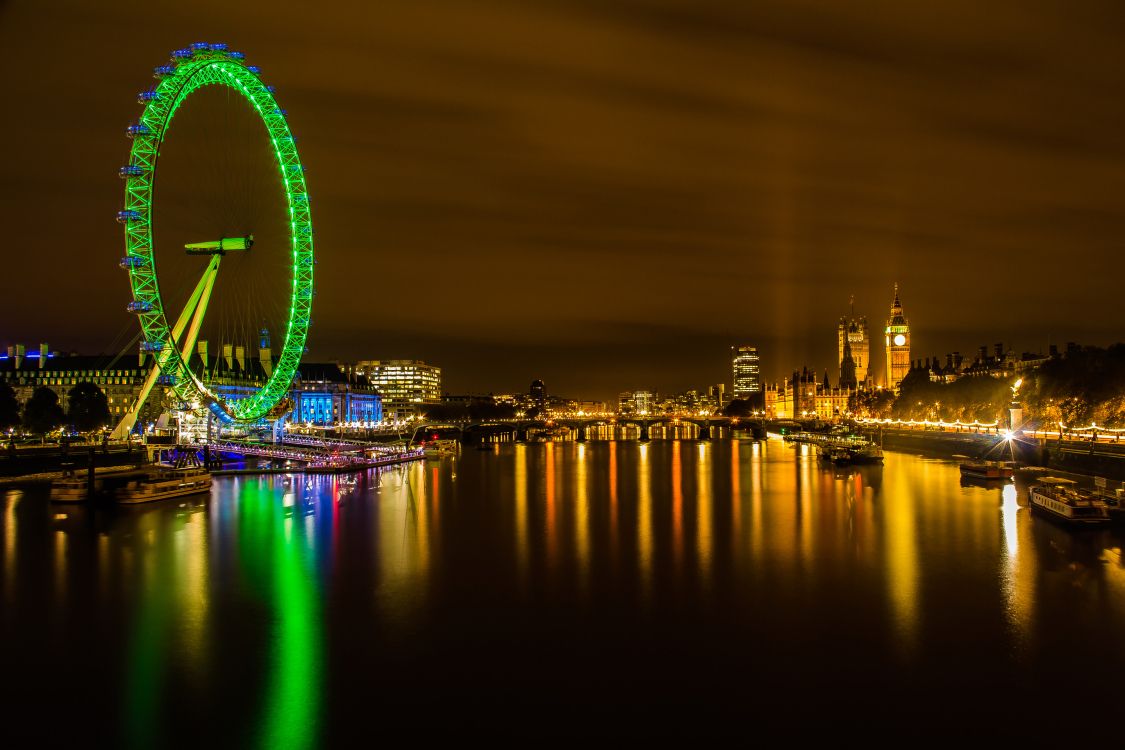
[354,359,441,421]
[731,345,762,405]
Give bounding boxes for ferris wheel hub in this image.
[184,235,254,255]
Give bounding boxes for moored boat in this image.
[115,466,212,504]
[1092,477,1125,524]
[959,459,1014,481]
[848,442,884,464]
[1027,477,1110,526]
[817,437,883,465]
[50,474,99,503]
[422,439,460,457]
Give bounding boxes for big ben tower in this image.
[884,283,910,390]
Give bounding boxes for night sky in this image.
[2,0,1124,401]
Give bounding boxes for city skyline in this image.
[2,1,1125,402]
[4,4,1125,745]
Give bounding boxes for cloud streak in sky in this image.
[2,0,1123,398]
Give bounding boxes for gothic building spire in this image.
[840,337,857,390]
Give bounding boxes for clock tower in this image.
[884,283,910,390]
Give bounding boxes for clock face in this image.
[893,334,906,347]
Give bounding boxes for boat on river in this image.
[1091,477,1125,524]
[959,459,1014,481]
[816,436,883,465]
[50,473,99,503]
[1027,477,1110,526]
[423,439,460,457]
[115,466,212,504]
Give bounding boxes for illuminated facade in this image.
[884,284,911,391]
[731,345,762,404]
[1,343,379,429]
[354,359,441,420]
[0,346,159,424]
[290,364,382,426]
[618,390,654,415]
[764,368,851,421]
[837,299,870,387]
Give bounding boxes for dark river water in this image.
[3,438,1125,745]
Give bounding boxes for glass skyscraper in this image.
[731,345,762,405]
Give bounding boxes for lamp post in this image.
[1008,378,1024,434]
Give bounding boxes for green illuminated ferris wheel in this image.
[114,42,313,435]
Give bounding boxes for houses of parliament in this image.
[765,285,910,419]
[838,284,911,392]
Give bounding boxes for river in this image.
[3,438,1124,744]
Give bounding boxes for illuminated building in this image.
[884,284,911,391]
[838,297,870,387]
[914,343,1048,384]
[573,400,606,415]
[731,345,762,405]
[1,341,379,428]
[289,364,382,426]
[354,359,441,420]
[764,367,852,421]
[530,379,546,408]
[617,390,654,415]
[840,338,858,390]
[0,344,159,424]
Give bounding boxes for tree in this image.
[23,386,65,435]
[849,389,896,419]
[67,381,112,432]
[723,398,760,418]
[0,381,19,430]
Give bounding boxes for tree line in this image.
[0,381,113,435]
[849,343,1125,428]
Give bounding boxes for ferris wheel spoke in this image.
[111,254,222,438]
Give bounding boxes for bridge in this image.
[443,415,767,444]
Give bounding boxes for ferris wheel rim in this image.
[120,44,314,423]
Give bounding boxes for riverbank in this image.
[855,426,1125,480]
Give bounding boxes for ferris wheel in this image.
[112,43,314,437]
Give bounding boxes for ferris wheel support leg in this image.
[111,257,223,440]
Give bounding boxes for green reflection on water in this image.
[122,479,323,748]
[238,479,322,750]
[124,515,171,749]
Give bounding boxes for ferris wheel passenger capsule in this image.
[116,210,142,223]
[171,49,192,61]
[118,165,146,179]
[227,51,245,61]
[139,341,165,353]
[119,256,147,269]
[126,300,154,313]
[155,374,177,386]
[190,42,209,52]
[247,65,261,74]
[126,124,153,138]
[137,90,161,104]
[153,64,175,79]
[209,42,228,52]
